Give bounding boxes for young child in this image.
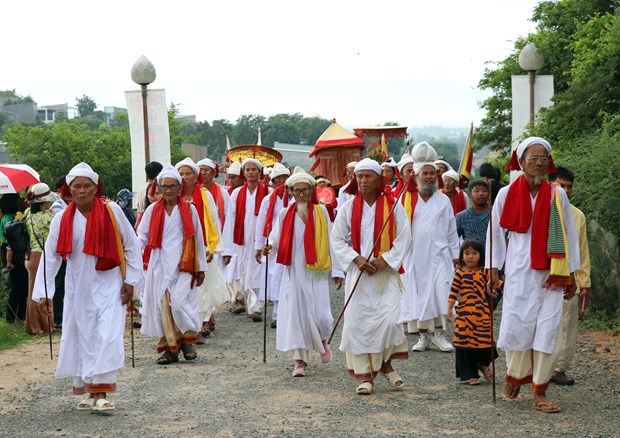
[447,239,500,385]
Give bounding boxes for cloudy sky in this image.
[4,0,539,128]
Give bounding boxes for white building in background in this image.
[37,103,78,123]
[273,142,313,170]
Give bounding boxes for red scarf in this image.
[445,189,467,215]
[233,183,268,245]
[190,184,206,244]
[142,197,198,274]
[263,185,289,237]
[499,175,551,269]
[350,192,395,259]
[208,183,226,227]
[277,202,319,266]
[56,197,121,271]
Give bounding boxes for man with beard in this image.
[255,163,290,327]
[223,158,271,322]
[332,159,412,395]
[488,137,579,413]
[264,167,343,376]
[401,142,459,353]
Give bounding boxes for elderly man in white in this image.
[332,158,412,395]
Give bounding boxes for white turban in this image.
[270,162,290,180]
[157,165,182,184]
[175,157,199,175]
[434,159,454,171]
[442,170,460,183]
[286,166,315,188]
[241,157,263,170]
[197,158,217,170]
[28,183,55,203]
[228,162,242,176]
[397,153,414,173]
[517,136,552,159]
[354,158,382,176]
[66,162,99,185]
[381,157,397,168]
[411,141,438,175]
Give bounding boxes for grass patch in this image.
[579,306,620,333]
[0,320,34,351]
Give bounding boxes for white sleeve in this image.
[222,188,237,256]
[254,195,270,251]
[110,202,143,287]
[330,201,361,272]
[379,203,412,271]
[32,213,64,302]
[191,204,208,272]
[486,188,507,270]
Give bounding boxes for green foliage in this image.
[0,320,33,351]
[234,114,266,145]
[0,89,34,105]
[579,306,620,332]
[75,94,97,117]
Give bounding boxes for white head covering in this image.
[157,165,183,184]
[397,153,414,173]
[411,141,438,175]
[434,159,454,171]
[381,157,397,168]
[175,157,199,175]
[517,136,552,159]
[29,183,55,203]
[286,166,315,188]
[354,158,382,176]
[197,158,217,170]
[66,162,99,185]
[227,162,242,176]
[241,157,263,171]
[270,162,290,180]
[442,169,460,183]
[345,161,358,170]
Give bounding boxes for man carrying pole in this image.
[331,158,412,395]
[488,137,579,414]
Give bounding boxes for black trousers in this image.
[6,261,28,322]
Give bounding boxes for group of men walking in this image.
[31,135,589,414]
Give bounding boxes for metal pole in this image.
[141,84,150,165]
[528,71,536,124]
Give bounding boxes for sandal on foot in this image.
[77,398,94,410]
[502,381,520,399]
[356,381,373,395]
[93,398,115,412]
[468,378,481,386]
[381,371,405,389]
[532,401,561,413]
[180,344,198,361]
[292,360,307,377]
[156,351,179,365]
[479,366,494,382]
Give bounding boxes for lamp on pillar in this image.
[518,43,545,124]
[131,55,156,165]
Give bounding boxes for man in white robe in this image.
[223,162,245,312]
[222,158,272,322]
[332,159,412,395]
[254,163,290,328]
[265,167,343,377]
[138,166,208,364]
[336,161,358,210]
[33,162,142,412]
[488,137,579,413]
[401,142,459,352]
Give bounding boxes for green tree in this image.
[233,114,266,145]
[75,95,97,117]
[262,113,303,146]
[297,116,331,145]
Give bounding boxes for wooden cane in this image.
[328,175,410,345]
[487,178,496,404]
[130,301,135,368]
[41,238,54,360]
[263,234,269,364]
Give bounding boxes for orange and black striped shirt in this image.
[449,268,499,349]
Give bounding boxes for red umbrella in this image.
[0,164,41,194]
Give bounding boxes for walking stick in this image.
[263,233,269,364]
[328,176,410,345]
[41,238,54,360]
[487,178,496,404]
[130,301,135,368]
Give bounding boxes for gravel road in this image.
[0,283,618,437]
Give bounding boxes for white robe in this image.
[195,188,228,322]
[137,203,208,337]
[332,198,412,355]
[223,185,272,312]
[336,180,354,211]
[401,192,459,323]
[254,192,286,303]
[32,202,143,381]
[487,183,579,354]
[269,205,343,353]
